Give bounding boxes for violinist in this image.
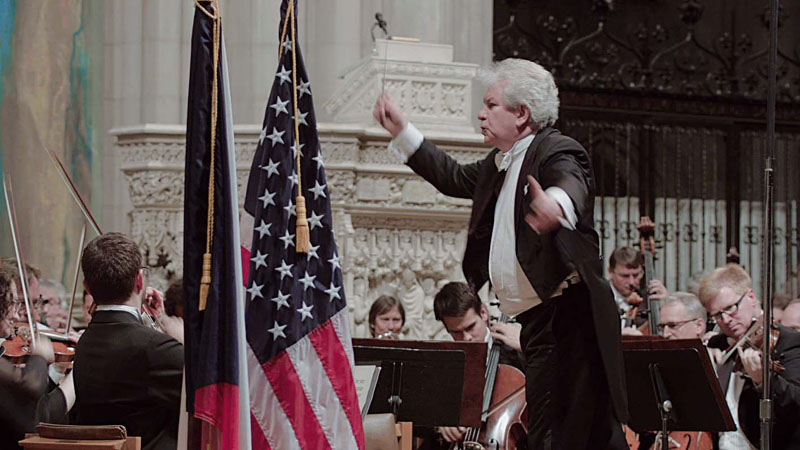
[72,233,183,450]
[424,282,525,447]
[0,267,74,449]
[699,264,800,449]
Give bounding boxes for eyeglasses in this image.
[657,318,699,332]
[710,289,749,324]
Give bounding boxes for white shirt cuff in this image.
[545,186,577,230]
[387,122,424,163]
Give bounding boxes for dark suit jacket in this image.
[0,355,49,449]
[710,326,800,449]
[406,128,628,421]
[73,310,183,450]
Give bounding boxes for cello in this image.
[637,217,660,335]
[453,314,527,450]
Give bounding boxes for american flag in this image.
[241,1,365,448]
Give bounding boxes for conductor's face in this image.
[477,81,529,152]
[442,305,489,343]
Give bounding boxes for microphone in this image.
[375,13,388,35]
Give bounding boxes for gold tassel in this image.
[295,195,310,253]
[199,253,212,310]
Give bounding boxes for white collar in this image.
[495,133,535,172]
[95,304,141,321]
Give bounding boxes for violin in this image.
[453,314,527,450]
[721,315,785,375]
[1,335,31,365]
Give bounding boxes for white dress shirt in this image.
[94,304,142,321]
[388,123,578,315]
[718,374,757,450]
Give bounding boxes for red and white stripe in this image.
[247,310,365,449]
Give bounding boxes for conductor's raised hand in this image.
[524,175,563,234]
[373,93,408,138]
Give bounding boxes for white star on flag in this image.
[299,272,316,291]
[270,96,289,117]
[251,250,268,270]
[254,220,272,238]
[268,321,287,340]
[292,111,308,127]
[266,127,284,147]
[271,290,290,310]
[308,212,323,231]
[247,281,264,300]
[259,126,268,145]
[328,253,340,271]
[312,152,324,170]
[306,244,320,261]
[281,36,292,54]
[291,141,304,158]
[275,260,293,280]
[280,230,295,249]
[284,202,296,218]
[289,172,298,187]
[309,181,327,200]
[275,65,291,85]
[297,302,314,321]
[260,159,280,178]
[297,79,311,98]
[324,282,341,301]
[259,188,276,207]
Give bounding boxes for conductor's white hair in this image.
[476,58,559,129]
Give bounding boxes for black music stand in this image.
[352,338,487,427]
[622,337,736,448]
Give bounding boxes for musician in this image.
[607,246,668,335]
[374,58,627,449]
[782,300,800,332]
[699,264,800,449]
[0,267,73,449]
[368,295,405,339]
[431,281,525,445]
[657,292,707,340]
[72,233,183,450]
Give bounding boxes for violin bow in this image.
[42,147,103,236]
[3,175,37,346]
[62,223,87,340]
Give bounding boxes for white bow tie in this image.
[496,150,514,172]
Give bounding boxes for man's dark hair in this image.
[609,247,642,271]
[81,232,142,305]
[434,282,482,321]
[368,295,405,337]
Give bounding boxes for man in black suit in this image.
[374,58,627,449]
[73,232,183,450]
[699,264,800,449]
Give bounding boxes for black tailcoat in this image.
[406,127,628,421]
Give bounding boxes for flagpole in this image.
[760,0,779,448]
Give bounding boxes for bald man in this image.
[783,300,800,332]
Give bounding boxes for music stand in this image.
[352,338,487,427]
[622,337,735,448]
